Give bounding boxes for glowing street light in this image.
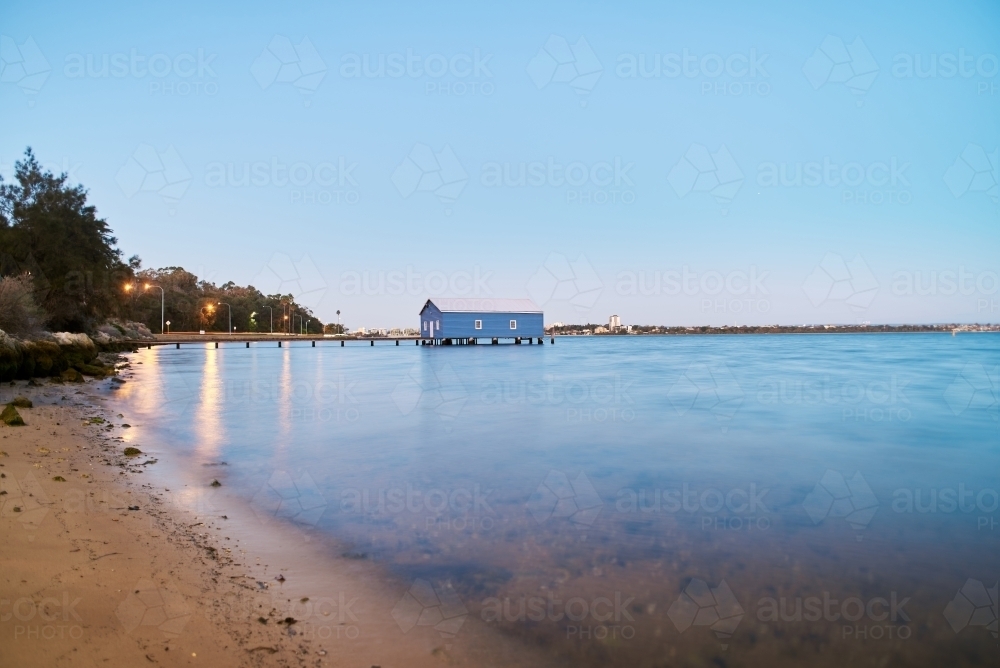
[217,302,232,334]
[262,306,273,334]
[144,283,165,335]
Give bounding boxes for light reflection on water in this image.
[120,335,999,666]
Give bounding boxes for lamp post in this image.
[293,314,302,334]
[144,283,165,334]
[165,320,171,334]
[305,319,310,335]
[218,302,232,334]
[263,306,273,334]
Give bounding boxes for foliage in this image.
[0,274,48,337]
[0,148,131,331]
[0,148,324,336]
[125,267,324,334]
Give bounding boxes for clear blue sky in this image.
[2,0,998,327]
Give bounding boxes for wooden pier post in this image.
[312,341,315,347]
[246,342,250,348]
[176,343,180,349]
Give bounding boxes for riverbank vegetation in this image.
[0,148,323,337]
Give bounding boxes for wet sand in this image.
[0,377,556,668]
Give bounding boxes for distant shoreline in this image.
[549,323,999,337]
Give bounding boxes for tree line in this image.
[0,148,325,336]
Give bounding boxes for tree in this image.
[0,148,131,331]
[0,274,47,337]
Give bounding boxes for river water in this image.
[115,334,999,666]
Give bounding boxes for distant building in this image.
[609,314,621,331]
[419,298,544,343]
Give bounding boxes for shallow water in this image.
[117,334,999,666]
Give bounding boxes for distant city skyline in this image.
[2,0,998,327]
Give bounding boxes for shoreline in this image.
[0,371,554,667]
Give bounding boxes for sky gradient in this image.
[2,0,998,328]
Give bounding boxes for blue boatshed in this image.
[419,298,545,344]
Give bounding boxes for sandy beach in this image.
[0,372,552,668]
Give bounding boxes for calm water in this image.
[118,334,999,666]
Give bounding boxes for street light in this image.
[262,306,273,334]
[218,302,232,334]
[144,283,165,335]
[165,320,171,334]
[292,314,302,334]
